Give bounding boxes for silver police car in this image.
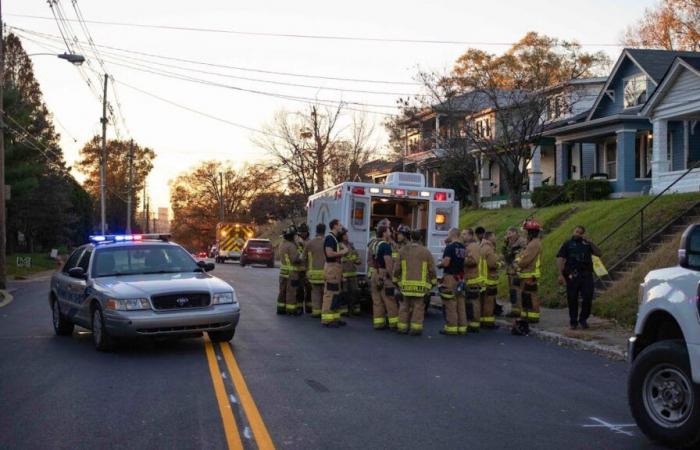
[50,234,240,351]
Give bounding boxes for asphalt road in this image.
[0,262,662,450]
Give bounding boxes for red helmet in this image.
[522,219,542,231]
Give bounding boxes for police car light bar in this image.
[89,234,171,243]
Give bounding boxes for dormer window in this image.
[624,75,648,108]
[474,117,491,139]
[546,94,566,121]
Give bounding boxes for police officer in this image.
[295,223,312,314]
[322,219,348,328]
[516,220,543,324]
[302,223,326,318]
[371,224,398,330]
[479,231,501,329]
[278,226,303,315]
[556,225,602,330]
[439,228,466,335]
[394,229,436,336]
[504,226,527,318]
[340,228,361,316]
[463,228,483,332]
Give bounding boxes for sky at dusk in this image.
[6,0,656,211]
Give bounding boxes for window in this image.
[435,208,452,232]
[474,117,491,139]
[605,141,617,179]
[624,75,648,108]
[92,245,198,277]
[62,247,84,273]
[77,248,93,272]
[351,199,367,228]
[547,94,566,120]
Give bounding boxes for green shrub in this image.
[531,185,566,208]
[564,179,612,202]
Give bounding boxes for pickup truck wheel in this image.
[51,299,74,336]
[92,306,115,352]
[629,340,700,448]
[208,328,235,342]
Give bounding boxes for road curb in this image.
[0,290,14,309]
[495,318,627,361]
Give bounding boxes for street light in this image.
[26,52,86,66]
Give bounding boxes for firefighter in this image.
[394,225,410,262]
[295,223,312,314]
[322,219,349,328]
[516,219,543,324]
[371,224,398,330]
[367,219,391,283]
[438,228,466,335]
[475,226,486,244]
[479,231,501,329]
[504,226,527,318]
[394,229,436,336]
[463,228,483,332]
[302,223,326,318]
[340,228,362,315]
[278,226,303,315]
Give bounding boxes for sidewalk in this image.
[496,304,630,361]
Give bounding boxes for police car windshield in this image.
[92,245,199,277]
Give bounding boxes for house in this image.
[545,49,700,197]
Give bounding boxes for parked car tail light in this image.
[106,298,151,311]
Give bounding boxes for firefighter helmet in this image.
[297,223,309,234]
[522,219,542,231]
[396,224,411,238]
[282,225,297,240]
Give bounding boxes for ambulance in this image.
[306,172,460,277]
[215,222,256,263]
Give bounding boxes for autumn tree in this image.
[624,0,700,50]
[248,192,307,225]
[169,161,273,250]
[77,138,155,233]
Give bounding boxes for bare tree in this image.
[328,113,377,183]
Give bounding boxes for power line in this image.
[11,26,423,86]
[6,13,625,47]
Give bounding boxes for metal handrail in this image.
[599,160,700,247]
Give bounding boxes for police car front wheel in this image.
[92,306,115,352]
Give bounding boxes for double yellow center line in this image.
[204,337,275,450]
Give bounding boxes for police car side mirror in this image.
[197,260,216,272]
[679,224,700,271]
[68,267,86,279]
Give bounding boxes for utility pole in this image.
[0,0,7,290]
[99,73,108,234]
[145,196,150,233]
[219,172,224,221]
[126,140,133,234]
[142,184,146,231]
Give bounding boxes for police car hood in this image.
[93,272,233,298]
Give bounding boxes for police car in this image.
[50,234,240,351]
[628,224,700,448]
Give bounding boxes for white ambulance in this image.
[306,172,460,277]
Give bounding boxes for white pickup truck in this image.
[628,223,700,448]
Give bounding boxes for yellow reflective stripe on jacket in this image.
[307,253,324,282]
[479,258,499,286]
[519,255,541,279]
[399,260,432,296]
[283,254,303,273]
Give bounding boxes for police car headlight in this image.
[212,292,237,305]
[106,298,151,311]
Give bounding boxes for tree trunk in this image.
[315,146,325,192]
[508,171,524,208]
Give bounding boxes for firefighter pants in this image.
[371,269,397,329]
[465,285,482,331]
[277,273,299,314]
[521,279,540,323]
[342,277,361,315]
[440,275,466,334]
[508,274,521,317]
[322,263,342,325]
[296,272,312,313]
[481,284,497,328]
[310,283,324,317]
[397,296,425,334]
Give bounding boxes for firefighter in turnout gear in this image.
[367,218,391,282]
[479,231,501,329]
[439,228,467,335]
[340,229,362,315]
[278,226,303,315]
[394,229,436,336]
[302,223,327,318]
[296,223,312,314]
[504,227,527,318]
[322,219,349,328]
[371,224,398,330]
[516,219,543,324]
[463,228,483,332]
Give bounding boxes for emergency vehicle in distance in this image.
[306,172,459,277]
[215,222,256,263]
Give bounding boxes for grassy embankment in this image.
[460,193,700,326]
[7,252,61,279]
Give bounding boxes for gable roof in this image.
[586,48,700,121]
[641,56,700,116]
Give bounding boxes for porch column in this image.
[616,129,637,194]
[479,155,491,198]
[555,141,570,185]
[529,145,543,192]
[435,114,440,151]
[651,119,669,193]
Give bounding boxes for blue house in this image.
[545,49,700,197]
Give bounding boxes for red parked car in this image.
[240,239,274,268]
